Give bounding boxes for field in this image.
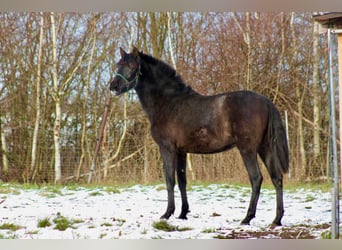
[0,183,338,239]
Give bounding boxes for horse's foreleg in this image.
[240,150,263,225]
[160,148,176,220]
[177,152,189,219]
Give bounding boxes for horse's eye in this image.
[129,62,137,69]
[118,59,125,65]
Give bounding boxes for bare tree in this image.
[312,19,321,165]
[167,12,177,69]
[0,12,333,184]
[50,12,62,183]
[77,14,98,181]
[0,119,9,175]
[232,12,252,89]
[291,12,307,178]
[102,16,135,179]
[30,12,44,181]
[50,13,94,183]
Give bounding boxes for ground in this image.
[0,183,339,239]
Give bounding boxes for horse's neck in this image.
[135,62,197,122]
[135,79,167,122]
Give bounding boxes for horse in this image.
[109,47,289,226]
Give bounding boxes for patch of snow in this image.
[0,184,339,239]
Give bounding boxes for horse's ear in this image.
[132,46,139,59]
[120,47,126,58]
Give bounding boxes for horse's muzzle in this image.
[109,78,119,92]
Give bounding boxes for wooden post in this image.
[339,33,342,195]
[88,96,112,183]
[328,29,339,239]
[338,34,342,238]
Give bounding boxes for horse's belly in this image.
[185,143,236,154]
[179,127,235,154]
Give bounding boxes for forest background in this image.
[0,12,337,185]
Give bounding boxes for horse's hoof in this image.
[241,214,255,225]
[240,217,252,225]
[270,221,282,228]
[240,220,250,225]
[160,213,172,220]
[178,210,190,220]
[178,215,188,220]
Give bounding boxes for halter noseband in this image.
[114,64,141,92]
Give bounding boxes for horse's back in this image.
[225,91,271,149]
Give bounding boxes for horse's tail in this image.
[264,101,289,177]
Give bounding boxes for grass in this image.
[53,215,74,231]
[0,233,17,239]
[0,181,334,194]
[213,234,229,239]
[104,186,121,194]
[101,222,113,227]
[52,213,83,231]
[202,228,216,233]
[304,194,316,202]
[0,223,22,231]
[152,220,192,232]
[38,217,52,228]
[187,179,333,193]
[89,191,104,196]
[0,187,21,195]
[113,218,126,226]
[320,230,332,239]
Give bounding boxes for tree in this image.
[312,19,321,168]
[30,12,44,181]
[50,12,62,183]
[0,12,333,184]
[77,14,99,181]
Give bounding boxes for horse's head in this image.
[110,47,141,95]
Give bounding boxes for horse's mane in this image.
[139,52,195,95]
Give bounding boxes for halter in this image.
[114,64,141,92]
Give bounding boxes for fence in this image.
[0,124,270,185]
[0,105,333,186]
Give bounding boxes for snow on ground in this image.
[0,183,338,239]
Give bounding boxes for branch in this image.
[64,147,143,181]
[61,34,94,90]
[104,94,128,164]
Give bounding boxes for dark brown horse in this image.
[109,47,289,226]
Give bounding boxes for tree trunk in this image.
[232,12,252,89]
[274,12,285,103]
[143,134,149,183]
[291,12,307,179]
[167,12,177,69]
[77,15,97,181]
[30,12,44,182]
[0,118,9,175]
[50,12,62,184]
[312,20,321,175]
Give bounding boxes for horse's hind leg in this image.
[258,147,284,226]
[239,149,263,225]
[270,177,284,226]
[177,152,189,219]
